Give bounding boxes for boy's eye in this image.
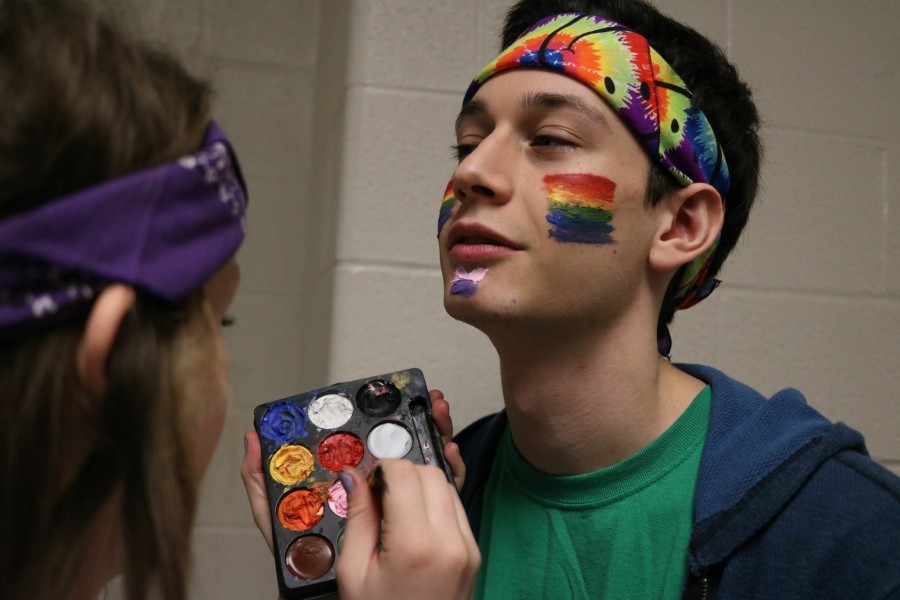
[451,143,477,162]
[531,134,574,148]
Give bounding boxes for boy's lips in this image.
[447,222,521,262]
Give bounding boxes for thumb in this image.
[240,431,274,553]
[335,467,380,576]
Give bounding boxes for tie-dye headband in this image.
[462,13,729,311]
[0,121,247,340]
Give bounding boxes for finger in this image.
[416,463,466,535]
[449,483,480,573]
[429,391,465,489]
[240,430,274,553]
[442,441,466,491]
[416,467,481,593]
[335,466,381,587]
[375,460,432,548]
[429,388,454,446]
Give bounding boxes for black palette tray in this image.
[253,368,452,599]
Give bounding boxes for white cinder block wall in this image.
[109,1,898,598]
[332,0,900,465]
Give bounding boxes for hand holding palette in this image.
[253,368,454,599]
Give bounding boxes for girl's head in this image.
[0,1,246,598]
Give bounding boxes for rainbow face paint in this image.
[438,179,457,237]
[253,368,454,599]
[450,267,488,297]
[544,173,618,245]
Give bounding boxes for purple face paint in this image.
[450,267,488,297]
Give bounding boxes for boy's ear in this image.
[76,284,136,398]
[650,183,724,274]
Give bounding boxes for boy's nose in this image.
[452,136,512,206]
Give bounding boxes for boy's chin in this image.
[444,291,481,315]
[443,292,504,324]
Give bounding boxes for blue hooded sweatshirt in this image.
[455,364,900,599]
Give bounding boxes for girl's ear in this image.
[76,284,136,398]
[649,183,724,274]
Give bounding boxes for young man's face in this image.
[438,69,664,333]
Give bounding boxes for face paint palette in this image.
[253,368,453,599]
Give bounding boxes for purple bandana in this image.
[0,121,248,339]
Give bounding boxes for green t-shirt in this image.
[474,386,711,600]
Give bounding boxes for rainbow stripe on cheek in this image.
[544,173,619,245]
[438,179,458,237]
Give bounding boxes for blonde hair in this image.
[1,296,214,599]
[0,0,214,598]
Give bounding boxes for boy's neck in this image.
[489,323,705,476]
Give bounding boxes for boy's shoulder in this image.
[685,363,900,597]
[693,444,900,598]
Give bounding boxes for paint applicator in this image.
[367,465,387,517]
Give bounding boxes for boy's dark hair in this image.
[502,0,762,338]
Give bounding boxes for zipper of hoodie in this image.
[698,577,709,600]
[685,573,710,600]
